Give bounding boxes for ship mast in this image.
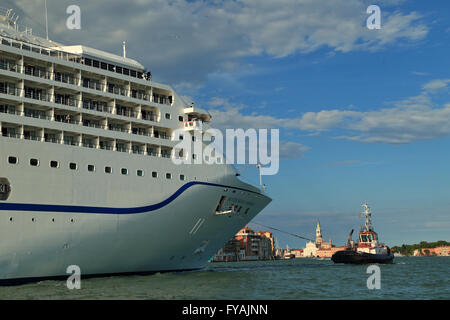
[360,203,373,232]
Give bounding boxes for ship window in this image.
[152,171,158,178]
[116,66,122,74]
[165,113,171,120]
[137,170,144,177]
[50,161,59,168]
[69,163,77,170]
[108,64,115,72]
[179,116,183,122]
[84,58,92,66]
[123,68,129,76]
[166,173,172,179]
[180,174,185,181]
[93,60,100,68]
[88,165,95,172]
[121,168,128,175]
[101,62,107,70]
[8,156,17,164]
[30,158,39,166]
[216,196,226,212]
[105,166,112,174]
[130,70,136,77]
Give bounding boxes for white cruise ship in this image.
[0,9,271,284]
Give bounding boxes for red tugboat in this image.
[332,203,394,264]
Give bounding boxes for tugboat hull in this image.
[331,250,394,264]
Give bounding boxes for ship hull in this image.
[331,250,394,264]
[0,139,271,284]
[0,182,271,285]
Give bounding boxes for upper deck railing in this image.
[0,32,152,83]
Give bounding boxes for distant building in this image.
[213,238,240,262]
[212,227,275,262]
[291,249,303,258]
[301,220,343,258]
[302,241,318,257]
[255,231,275,260]
[413,246,450,256]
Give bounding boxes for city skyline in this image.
[9,0,450,247]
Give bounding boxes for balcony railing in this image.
[24,91,51,102]
[83,81,104,91]
[55,95,76,107]
[54,72,77,85]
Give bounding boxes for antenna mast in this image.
[256,163,265,192]
[45,0,49,40]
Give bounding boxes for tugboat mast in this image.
[361,203,373,232]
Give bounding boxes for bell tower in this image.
[315,220,323,246]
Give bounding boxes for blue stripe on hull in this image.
[0,181,266,214]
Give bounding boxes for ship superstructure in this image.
[356,203,388,255]
[0,9,271,283]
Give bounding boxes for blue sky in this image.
[10,0,450,248]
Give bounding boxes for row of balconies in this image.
[0,126,176,157]
[0,84,162,122]
[0,58,172,105]
[0,105,171,141]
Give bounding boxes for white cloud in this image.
[279,141,310,159]
[207,79,450,145]
[422,79,450,92]
[13,0,429,85]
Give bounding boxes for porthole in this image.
[152,171,158,178]
[180,174,185,181]
[50,160,59,168]
[69,162,77,170]
[30,158,39,166]
[121,168,128,175]
[8,156,17,164]
[88,164,95,172]
[137,169,144,177]
[105,166,112,174]
[166,173,172,179]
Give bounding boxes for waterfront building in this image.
[301,220,340,258]
[413,246,450,256]
[290,249,303,258]
[302,241,318,257]
[212,227,275,261]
